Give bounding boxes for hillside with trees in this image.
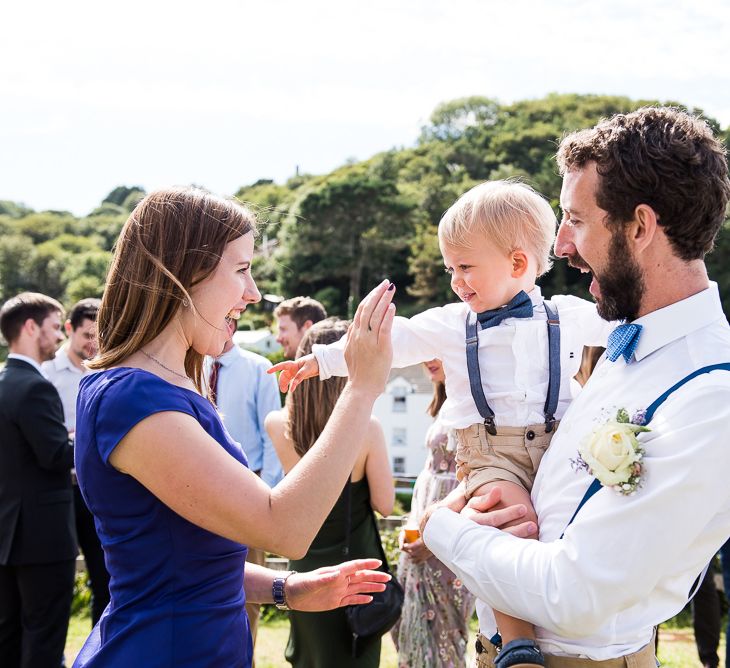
[2,94,729,332]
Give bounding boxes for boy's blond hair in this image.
[438,180,557,277]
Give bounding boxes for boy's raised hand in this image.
[268,355,320,393]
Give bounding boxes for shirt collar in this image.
[53,346,82,374]
[7,353,45,376]
[527,285,543,307]
[214,344,242,367]
[632,282,726,362]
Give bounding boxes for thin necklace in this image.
[140,349,190,381]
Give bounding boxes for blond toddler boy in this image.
[271,180,613,668]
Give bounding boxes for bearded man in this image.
[423,107,730,668]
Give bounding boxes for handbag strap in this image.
[343,476,352,557]
[343,476,391,573]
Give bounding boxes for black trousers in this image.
[0,559,76,668]
[692,564,721,668]
[74,486,110,625]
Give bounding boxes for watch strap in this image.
[273,570,296,610]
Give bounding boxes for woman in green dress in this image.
[266,319,395,668]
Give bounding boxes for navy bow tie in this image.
[606,323,643,363]
[476,290,534,329]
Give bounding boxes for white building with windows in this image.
[372,365,435,478]
[233,329,281,355]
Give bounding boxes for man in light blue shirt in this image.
[209,339,283,487]
[207,337,283,652]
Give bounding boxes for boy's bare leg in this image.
[464,479,541,660]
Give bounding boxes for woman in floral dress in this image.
[392,359,476,667]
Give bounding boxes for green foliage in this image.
[71,571,93,617]
[380,526,402,578]
[311,286,343,316]
[0,200,33,218]
[63,251,113,302]
[394,492,411,515]
[420,96,499,143]
[13,212,79,244]
[0,235,36,303]
[88,203,126,217]
[406,219,452,305]
[103,185,146,209]
[2,92,728,329]
[278,163,416,316]
[121,190,145,212]
[77,214,127,251]
[259,603,288,623]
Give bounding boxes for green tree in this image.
[0,201,33,218]
[103,185,146,208]
[0,235,36,302]
[278,164,416,316]
[78,214,126,251]
[121,189,146,212]
[420,96,499,142]
[13,212,78,244]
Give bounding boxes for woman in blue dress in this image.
[72,187,395,667]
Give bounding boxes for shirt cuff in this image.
[311,344,332,380]
[422,506,469,561]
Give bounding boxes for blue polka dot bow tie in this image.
[606,323,643,363]
[477,290,534,329]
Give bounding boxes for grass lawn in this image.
[66,612,724,667]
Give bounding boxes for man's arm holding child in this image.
[423,383,730,637]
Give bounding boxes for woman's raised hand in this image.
[344,280,395,399]
[268,281,395,395]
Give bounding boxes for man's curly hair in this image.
[557,107,730,260]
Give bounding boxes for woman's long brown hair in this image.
[427,379,446,417]
[286,319,350,457]
[88,187,256,393]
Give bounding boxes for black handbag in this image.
[342,478,404,657]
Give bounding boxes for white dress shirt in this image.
[41,346,87,431]
[314,287,613,429]
[205,346,283,487]
[424,283,730,660]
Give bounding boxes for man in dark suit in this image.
[0,292,77,668]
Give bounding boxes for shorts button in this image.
[526,430,536,441]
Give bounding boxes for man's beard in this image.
[73,346,92,361]
[569,230,645,322]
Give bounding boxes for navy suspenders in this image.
[543,302,561,433]
[563,363,730,534]
[465,300,561,436]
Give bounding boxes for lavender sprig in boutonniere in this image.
[571,408,650,495]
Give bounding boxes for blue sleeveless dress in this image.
[72,368,252,667]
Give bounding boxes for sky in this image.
[2,0,729,216]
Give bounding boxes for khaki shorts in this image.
[455,422,557,499]
[473,632,657,668]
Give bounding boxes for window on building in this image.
[392,427,407,446]
[393,396,406,412]
[393,457,406,474]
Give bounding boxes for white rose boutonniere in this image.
[572,408,650,495]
